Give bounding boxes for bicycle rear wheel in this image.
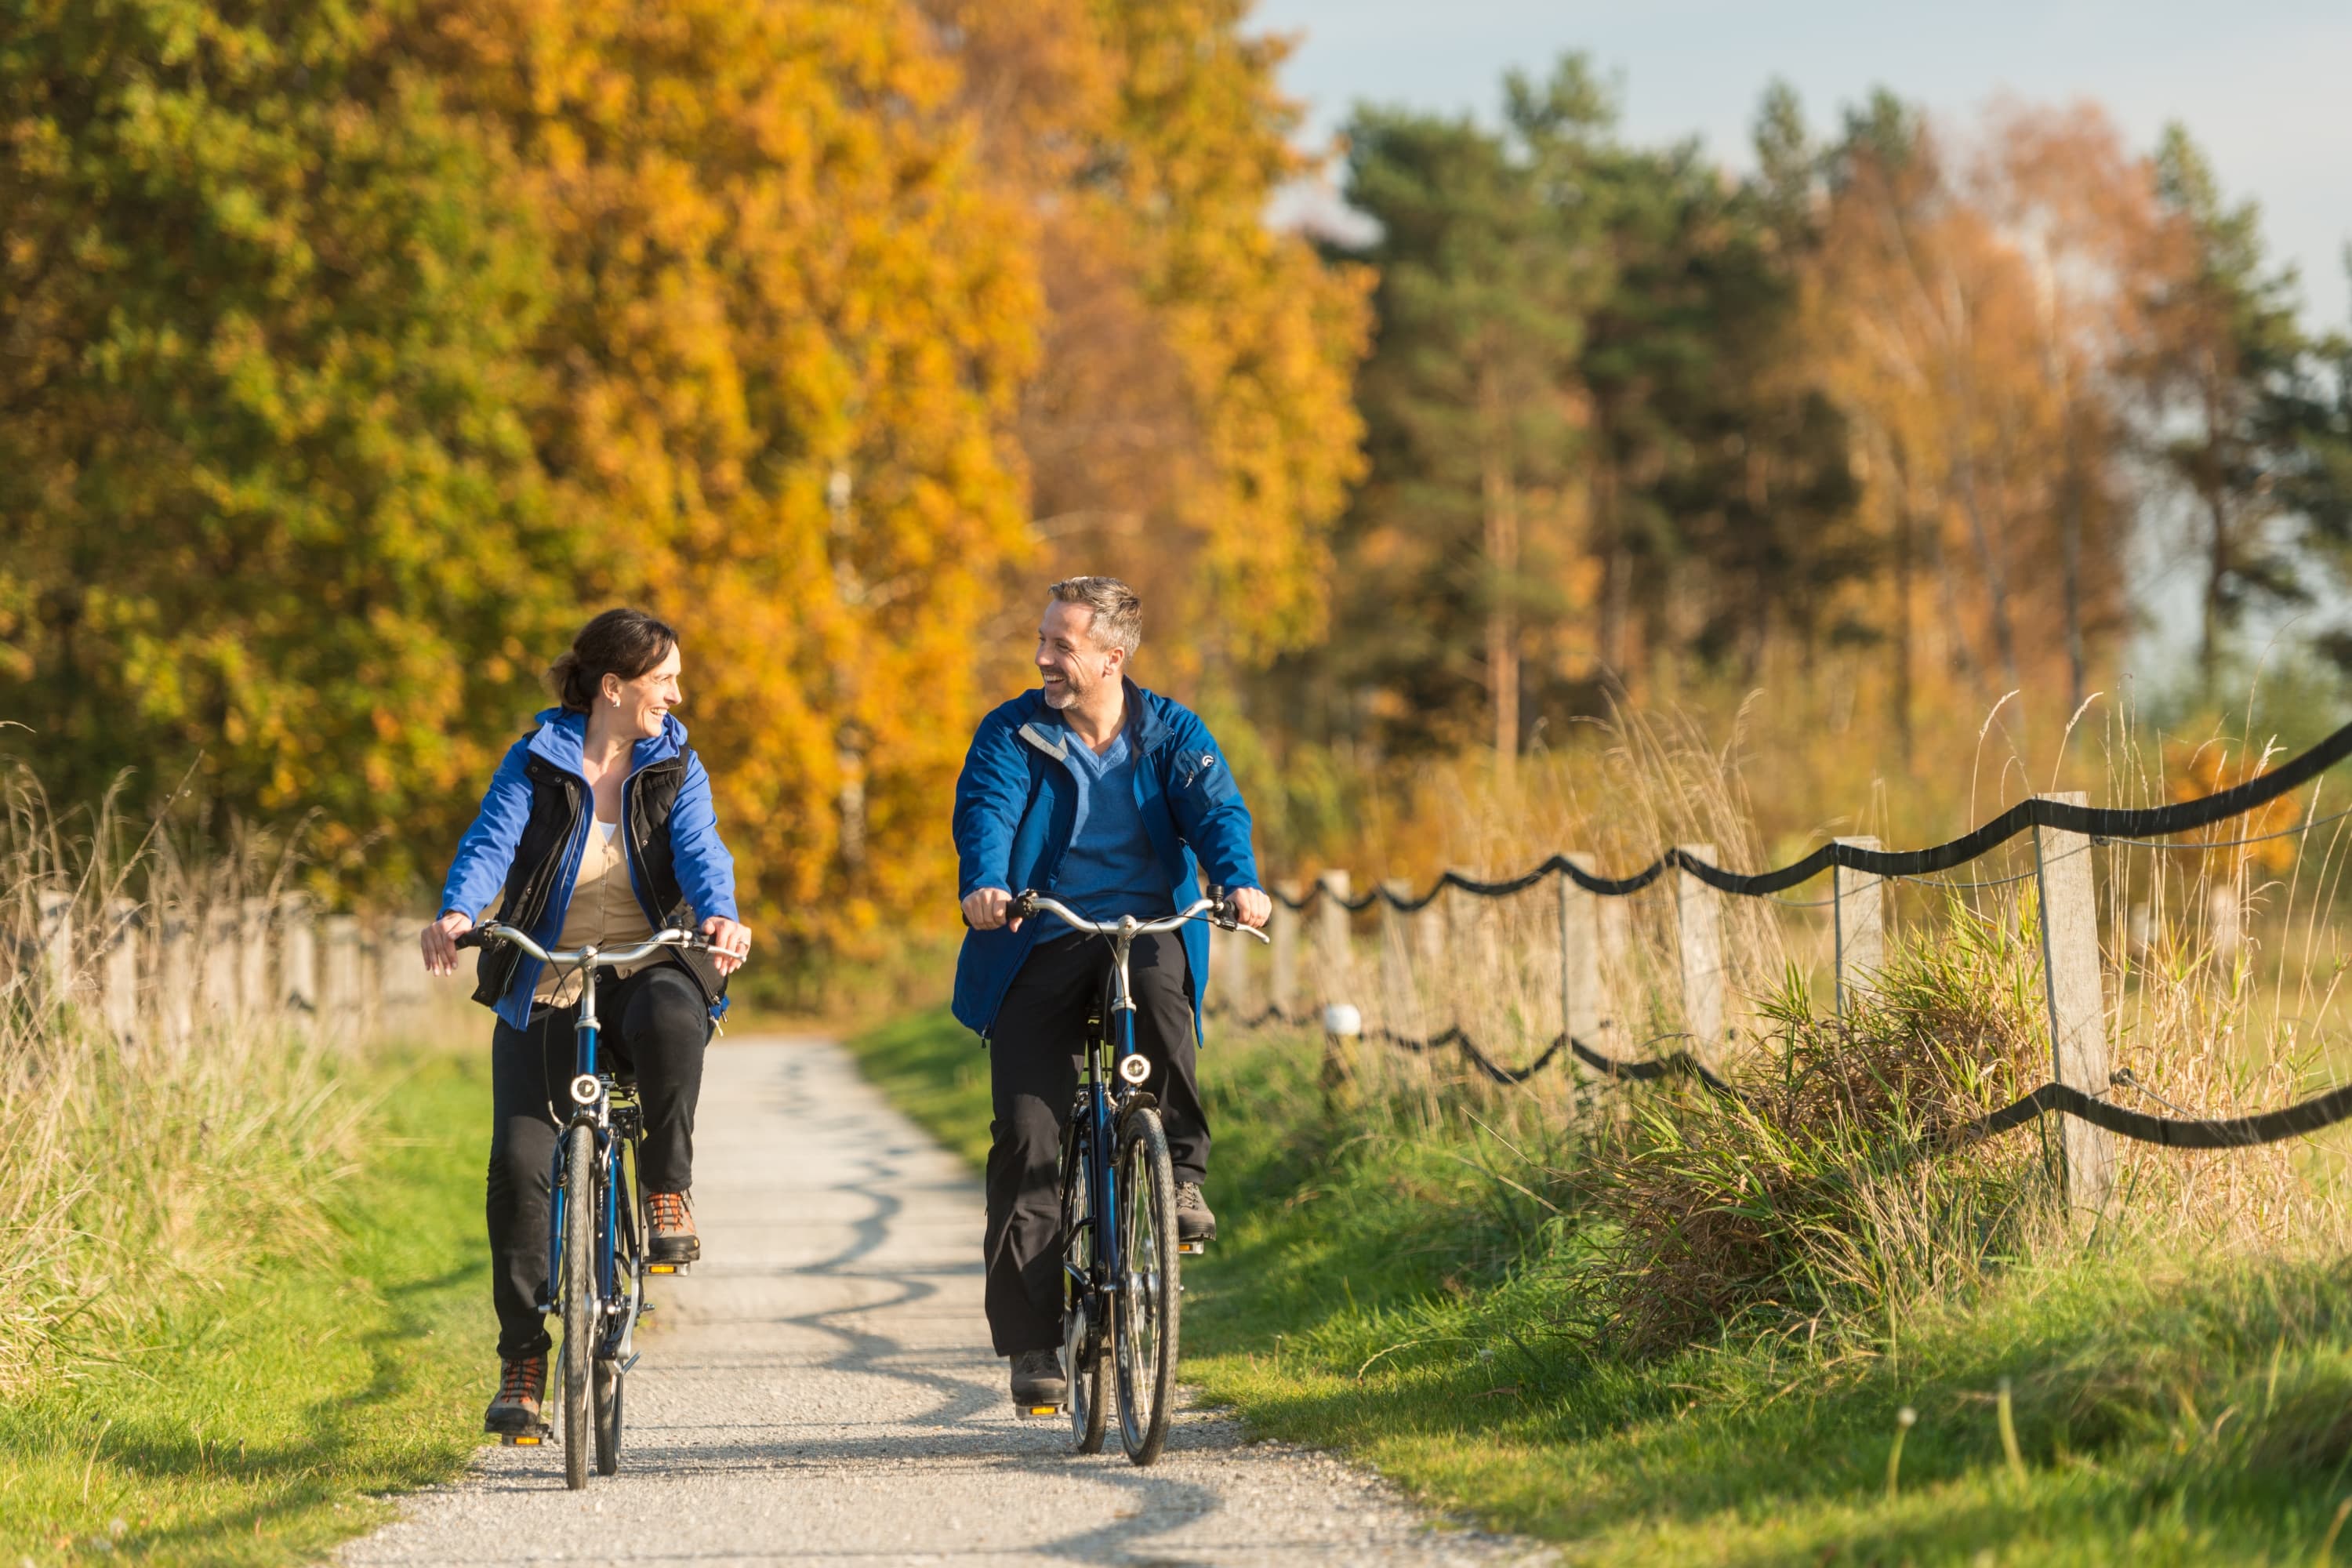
[560,1121,596,1490]
[1112,1108,1178,1465]
[1060,1119,1107,1454]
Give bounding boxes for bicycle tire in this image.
[1112,1107,1178,1465]
[1060,1119,1108,1455]
[561,1121,596,1490]
[597,1131,638,1477]
[593,1358,622,1476]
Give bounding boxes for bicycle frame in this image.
[1020,897,1265,1312]
[465,924,705,1367]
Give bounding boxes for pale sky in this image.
[1252,0,2352,332]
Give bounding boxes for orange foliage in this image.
[414,0,1044,947]
[932,0,1373,679]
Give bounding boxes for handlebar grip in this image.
[454,929,492,951]
[1011,890,1040,918]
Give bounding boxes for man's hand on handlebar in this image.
[962,886,1022,933]
[699,915,753,976]
[421,911,473,976]
[1227,887,1272,930]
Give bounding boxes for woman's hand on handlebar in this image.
[1227,887,1272,930]
[421,911,473,976]
[699,915,753,976]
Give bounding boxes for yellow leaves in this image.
[2165,739,2303,874]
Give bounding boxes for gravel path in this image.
[341,1036,1541,1567]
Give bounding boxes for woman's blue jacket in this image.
[438,708,739,1030]
[951,680,1260,1041]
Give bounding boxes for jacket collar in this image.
[525,706,688,780]
[1028,677,1164,755]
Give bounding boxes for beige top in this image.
[534,818,657,1007]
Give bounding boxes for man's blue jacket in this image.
[952,679,1261,1040]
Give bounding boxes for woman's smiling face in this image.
[601,644,682,740]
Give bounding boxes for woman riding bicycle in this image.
[421,608,753,1437]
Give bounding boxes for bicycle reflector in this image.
[1118,1053,1151,1086]
[569,1073,600,1106]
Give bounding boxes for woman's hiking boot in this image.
[1009,1348,1067,1410]
[648,1190,699,1265]
[483,1355,546,1436]
[1174,1181,1216,1245]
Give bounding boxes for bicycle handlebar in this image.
[1011,892,1272,943]
[456,922,714,967]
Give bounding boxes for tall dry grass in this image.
[1253,691,2352,1357]
[0,768,366,1395]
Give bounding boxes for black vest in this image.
[470,744,728,1013]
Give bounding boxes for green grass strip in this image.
[848,1005,2352,1566]
[0,1051,492,1566]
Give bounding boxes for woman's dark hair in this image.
[548,608,679,712]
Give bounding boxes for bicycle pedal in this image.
[646,1262,688,1276]
[1176,1240,1207,1255]
[501,1424,553,1447]
[1014,1403,1065,1420]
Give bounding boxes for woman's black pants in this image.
[982,930,1205,1356]
[485,963,710,1362]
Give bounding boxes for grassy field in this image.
[0,1050,492,1567]
[848,1004,2352,1566]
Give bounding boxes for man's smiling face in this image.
[1036,599,1117,710]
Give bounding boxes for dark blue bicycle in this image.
[457,920,716,1490]
[1010,891,1266,1465]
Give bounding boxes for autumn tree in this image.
[0,0,574,889]
[922,0,1371,683]
[407,0,1044,949]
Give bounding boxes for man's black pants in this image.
[983,929,1205,1356]
[485,963,710,1361]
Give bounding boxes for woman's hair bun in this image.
[547,608,679,711]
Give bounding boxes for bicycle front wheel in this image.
[593,1358,622,1476]
[1112,1108,1178,1465]
[560,1121,596,1490]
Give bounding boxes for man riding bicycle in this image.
[952,576,1271,1411]
[422,608,753,1438]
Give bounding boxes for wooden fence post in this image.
[1832,835,1886,1017]
[280,894,317,1014]
[1270,881,1301,1022]
[2034,792,2118,1222]
[1558,855,1604,1076]
[1314,872,1352,1007]
[159,909,196,1052]
[1379,877,1421,1043]
[321,914,362,1031]
[1315,872,1355,1099]
[36,887,72,1008]
[202,900,238,1025]
[102,898,140,1045]
[1675,844,1724,1065]
[238,896,272,1018]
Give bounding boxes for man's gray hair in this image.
[1047,576,1142,659]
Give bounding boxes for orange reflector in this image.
[1025,1406,1058,1417]
[648,1264,677,1274]
[509,1436,540,1446]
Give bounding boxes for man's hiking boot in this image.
[648,1191,699,1265]
[1175,1182,1216,1245]
[483,1356,546,1436]
[1010,1348,1068,1411]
